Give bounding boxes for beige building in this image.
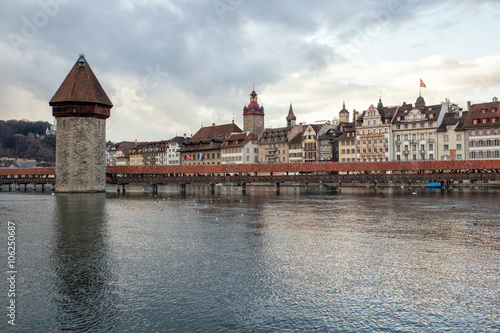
[338,130,357,163]
[356,100,396,162]
[436,111,466,160]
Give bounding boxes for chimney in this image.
[493,97,498,103]
[467,101,472,111]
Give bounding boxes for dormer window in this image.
[492,118,498,123]
[397,116,401,121]
[492,108,497,113]
[473,119,479,124]
[429,113,434,119]
[481,108,487,113]
[482,118,488,124]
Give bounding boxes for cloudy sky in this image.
[1,0,500,141]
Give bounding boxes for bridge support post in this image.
[440,181,445,191]
[275,182,280,194]
[408,181,412,192]
[210,183,215,194]
[42,184,45,192]
[374,181,378,192]
[305,182,309,193]
[241,183,246,193]
[180,183,186,193]
[151,184,158,194]
[447,181,453,191]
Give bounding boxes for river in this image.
[0,186,499,332]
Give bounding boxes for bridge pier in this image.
[275,182,280,194]
[117,184,127,193]
[151,184,158,194]
[304,182,309,193]
[408,181,412,192]
[241,183,246,193]
[180,183,186,193]
[210,183,215,194]
[374,181,378,192]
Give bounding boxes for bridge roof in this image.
[105,160,500,175]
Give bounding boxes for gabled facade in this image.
[302,124,323,162]
[356,99,396,162]
[317,125,339,162]
[258,127,292,163]
[166,137,187,165]
[221,132,259,164]
[436,111,465,161]
[108,141,135,166]
[464,98,500,160]
[287,129,305,163]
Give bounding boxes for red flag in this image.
[420,79,426,88]
[186,154,191,160]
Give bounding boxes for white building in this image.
[221,132,259,164]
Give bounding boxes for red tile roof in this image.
[463,101,500,129]
[180,123,242,152]
[221,132,258,149]
[49,55,113,107]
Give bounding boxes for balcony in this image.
[403,151,410,155]
[411,139,418,144]
[428,138,434,143]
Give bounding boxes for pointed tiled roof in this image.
[286,102,296,121]
[49,55,113,107]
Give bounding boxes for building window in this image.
[457,144,462,150]
[429,143,434,151]
[429,154,434,160]
[444,144,449,150]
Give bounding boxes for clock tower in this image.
[243,88,265,135]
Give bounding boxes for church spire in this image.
[286,101,296,126]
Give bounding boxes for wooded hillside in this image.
[0,120,56,163]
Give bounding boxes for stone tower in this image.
[339,101,350,123]
[286,102,296,127]
[243,88,265,135]
[49,54,113,192]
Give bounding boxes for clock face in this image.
[370,107,374,112]
[255,117,262,126]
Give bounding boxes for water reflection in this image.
[52,193,118,331]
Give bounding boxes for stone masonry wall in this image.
[55,117,106,192]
